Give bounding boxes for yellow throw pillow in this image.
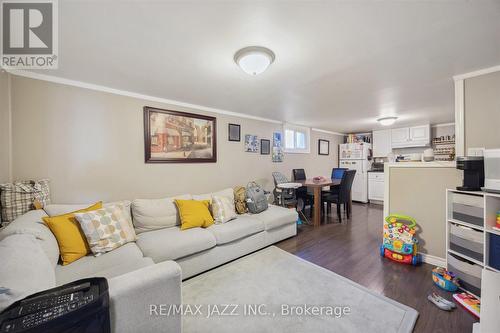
[43,202,102,265]
[174,199,214,230]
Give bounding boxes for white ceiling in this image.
[35,0,500,132]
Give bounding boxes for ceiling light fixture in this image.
[377,116,398,126]
[234,46,275,76]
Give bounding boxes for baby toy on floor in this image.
[380,214,421,266]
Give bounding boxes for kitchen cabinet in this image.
[372,129,392,157]
[368,172,384,203]
[391,128,410,146]
[409,125,430,142]
[391,124,430,148]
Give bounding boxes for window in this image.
[283,124,310,153]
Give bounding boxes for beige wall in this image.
[464,71,500,150]
[0,71,11,183]
[388,167,462,258]
[10,76,342,203]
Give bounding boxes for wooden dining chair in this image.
[322,169,356,223]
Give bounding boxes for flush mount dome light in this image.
[234,46,275,75]
[377,116,398,126]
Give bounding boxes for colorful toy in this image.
[380,214,421,265]
[453,292,480,318]
[432,266,459,291]
[493,210,500,231]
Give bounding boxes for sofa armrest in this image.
[108,260,182,333]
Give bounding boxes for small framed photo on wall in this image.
[260,139,270,155]
[228,123,241,142]
[318,139,330,155]
[244,134,259,152]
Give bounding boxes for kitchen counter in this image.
[386,161,456,168]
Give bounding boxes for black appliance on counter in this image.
[456,156,484,191]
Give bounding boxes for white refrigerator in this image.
[339,143,372,203]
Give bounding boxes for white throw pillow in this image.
[74,204,136,256]
[0,234,56,311]
[211,195,237,224]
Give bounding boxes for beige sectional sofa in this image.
[0,188,297,333]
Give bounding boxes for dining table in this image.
[295,178,342,227]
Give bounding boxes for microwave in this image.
[484,149,500,193]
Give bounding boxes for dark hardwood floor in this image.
[276,202,476,333]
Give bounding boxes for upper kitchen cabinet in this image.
[391,125,430,148]
[390,128,410,147]
[372,129,392,157]
[409,125,430,142]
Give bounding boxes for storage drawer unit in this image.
[447,253,482,296]
[449,223,484,261]
[446,189,500,296]
[489,233,500,271]
[451,193,484,227]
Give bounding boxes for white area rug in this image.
[182,246,418,333]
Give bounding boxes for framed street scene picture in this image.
[144,106,216,163]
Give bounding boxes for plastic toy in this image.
[493,210,500,231]
[380,214,421,265]
[432,266,459,291]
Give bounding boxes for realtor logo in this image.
[1,0,58,69]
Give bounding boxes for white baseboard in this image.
[419,253,446,267]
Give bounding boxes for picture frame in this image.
[244,134,259,152]
[144,106,217,163]
[272,132,283,162]
[260,139,270,155]
[318,139,330,155]
[228,123,241,142]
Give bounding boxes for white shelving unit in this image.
[446,189,500,297]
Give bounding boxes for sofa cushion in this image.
[56,257,154,285]
[44,200,132,220]
[251,205,298,231]
[54,242,143,284]
[0,234,56,311]
[132,194,191,233]
[192,188,234,202]
[206,216,264,245]
[0,209,59,267]
[136,227,216,262]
